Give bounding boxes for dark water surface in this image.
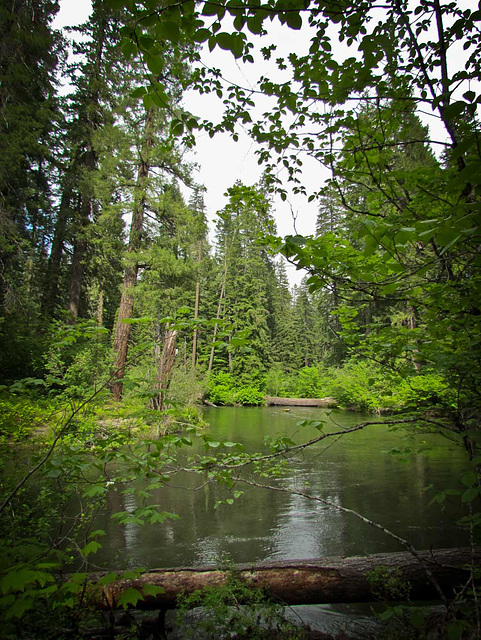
[95,406,469,570]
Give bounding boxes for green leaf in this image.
[82,541,102,557]
[142,584,165,597]
[447,621,465,640]
[247,15,263,35]
[143,94,153,110]
[157,20,180,42]
[130,86,147,99]
[284,11,302,30]
[461,486,479,503]
[5,597,33,619]
[117,587,144,608]
[202,2,219,16]
[381,282,400,295]
[171,119,184,136]
[106,0,126,9]
[83,484,107,498]
[97,572,119,586]
[121,38,137,58]
[146,55,164,75]
[461,471,478,487]
[89,529,106,539]
[193,28,211,43]
[216,32,234,51]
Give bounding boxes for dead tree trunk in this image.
[151,328,178,411]
[111,108,154,401]
[265,396,338,407]
[91,547,480,610]
[207,279,225,374]
[191,241,202,370]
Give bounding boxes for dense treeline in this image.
[0,0,347,406]
[2,1,471,423]
[1,0,480,637]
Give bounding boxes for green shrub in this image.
[325,360,454,412]
[45,319,111,398]
[0,396,53,441]
[206,372,236,405]
[393,373,454,410]
[293,366,324,398]
[264,367,290,396]
[177,569,301,640]
[208,384,235,406]
[325,360,386,410]
[235,387,265,406]
[211,371,234,388]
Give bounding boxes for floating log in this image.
[94,547,479,610]
[265,396,338,407]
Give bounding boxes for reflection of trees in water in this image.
[268,464,345,560]
[96,412,468,569]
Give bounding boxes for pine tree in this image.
[0,0,61,380]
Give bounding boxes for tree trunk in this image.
[68,146,96,320]
[92,547,480,610]
[68,217,88,319]
[111,108,154,402]
[265,396,338,407]
[208,280,225,374]
[151,328,178,411]
[43,189,71,315]
[191,241,202,370]
[97,287,104,326]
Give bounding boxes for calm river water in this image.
[96,406,469,570]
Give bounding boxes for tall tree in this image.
[209,183,278,382]
[43,1,122,319]
[0,0,61,380]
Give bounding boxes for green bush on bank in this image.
[0,395,56,441]
[234,386,264,406]
[206,372,264,406]
[324,360,454,412]
[261,361,454,413]
[207,359,453,413]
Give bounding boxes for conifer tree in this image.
[0,0,61,379]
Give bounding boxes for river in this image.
[95,406,469,570]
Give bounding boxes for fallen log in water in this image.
[265,396,338,407]
[94,548,479,609]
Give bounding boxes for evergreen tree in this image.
[208,183,278,384]
[0,0,61,380]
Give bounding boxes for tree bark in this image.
[92,547,480,610]
[68,206,89,320]
[265,396,338,407]
[111,108,154,402]
[208,280,225,374]
[44,189,72,315]
[151,328,178,411]
[68,144,97,320]
[191,241,202,370]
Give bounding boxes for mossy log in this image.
[93,547,479,610]
[265,396,338,407]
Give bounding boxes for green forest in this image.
[0,0,480,637]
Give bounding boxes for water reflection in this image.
[95,407,469,569]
